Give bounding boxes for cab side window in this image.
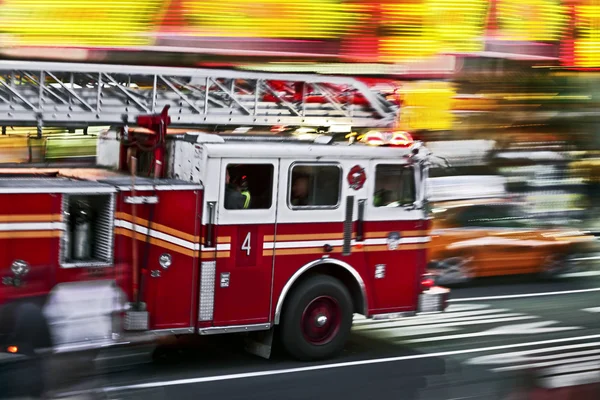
[373,164,415,207]
[224,163,274,210]
[289,164,341,209]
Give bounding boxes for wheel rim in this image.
[543,254,564,276]
[301,296,341,345]
[436,256,473,285]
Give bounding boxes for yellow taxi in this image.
[427,199,599,285]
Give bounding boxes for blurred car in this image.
[427,200,600,285]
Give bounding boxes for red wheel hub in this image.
[301,296,341,345]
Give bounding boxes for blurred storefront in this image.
[0,0,597,226]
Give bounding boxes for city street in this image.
[46,273,600,400]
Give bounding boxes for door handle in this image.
[356,199,366,242]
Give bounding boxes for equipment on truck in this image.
[0,60,448,367]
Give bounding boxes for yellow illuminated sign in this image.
[182,0,365,39]
[496,0,567,42]
[573,5,600,68]
[398,82,455,131]
[0,0,579,65]
[0,0,162,46]
[378,3,439,62]
[378,0,488,63]
[428,0,489,52]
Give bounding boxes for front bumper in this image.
[418,286,450,314]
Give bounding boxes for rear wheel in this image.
[434,255,473,286]
[280,275,353,361]
[2,303,51,398]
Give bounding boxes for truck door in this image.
[115,185,202,330]
[213,159,278,325]
[363,161,429,313]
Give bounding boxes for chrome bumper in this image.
[418,286,450,314]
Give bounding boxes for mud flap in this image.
[244,328,274,359]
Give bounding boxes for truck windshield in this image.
[373,164,416,207]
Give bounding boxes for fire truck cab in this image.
[0,126,448,365]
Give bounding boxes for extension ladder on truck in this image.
[0,60,399,129]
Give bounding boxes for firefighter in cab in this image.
[225,168,251,209]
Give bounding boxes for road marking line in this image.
[371,316,535,339]
[364,316,537,337]
[444,304,491,312]
[365,326,459,339]
[353,309,515,328]
[71,334,600,394]
[404,321,581,344]
[560,271,600,278]
[353,305,491,324]
[543,361,600,377]
[353,313,528,331]
[540,370,600,389]
[468,341,600,366]
[583,307,600,313]
[450,287,600,302]
[493,356,600,372]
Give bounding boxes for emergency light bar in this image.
[362,130,414,147]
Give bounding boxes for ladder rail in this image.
[0,60,399,128]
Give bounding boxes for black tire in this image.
[539,253,567,280]
[2,303,51,398]
[0,302,16,340]
[280,275,353,361]
[9,303,53,356]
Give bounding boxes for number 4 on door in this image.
[236,228,258,267]
[242,232,251,256]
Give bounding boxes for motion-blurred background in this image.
[3,2,600,399]
[0,0,599,279]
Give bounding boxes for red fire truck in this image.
[0,61,448,368]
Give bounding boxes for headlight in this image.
[159,253,172,269]
[11,260,29,276]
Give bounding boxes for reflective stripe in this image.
[241,191,251,209]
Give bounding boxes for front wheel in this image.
[280,275,353,361]
[540,253,568,279]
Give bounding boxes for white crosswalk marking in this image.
[541,370,600,389]
[353,304,539,338]
[354,302,599,390]
[403,320,580,344]
[365,326,460,339]
[465,339,600,389]
[353,311,524,331]
[468,342,600,366]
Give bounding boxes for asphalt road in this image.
[27,273,600,399]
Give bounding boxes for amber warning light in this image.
[7,345,18,353]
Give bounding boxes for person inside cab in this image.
[374,176,396,207]
[291,173,310,206]
[225,168,251,209]
[374,189,392,207]
[373,165,415,207]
